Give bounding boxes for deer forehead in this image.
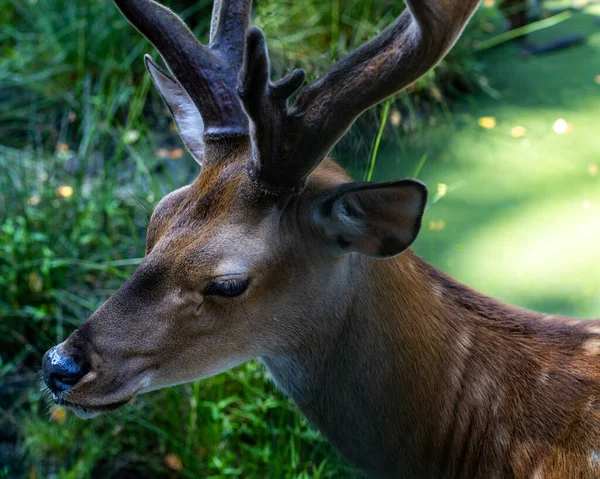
[148,164,251,237]
[148,217,273,279]
[149,158,349,244]
[143,158,357,285]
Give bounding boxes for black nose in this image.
[42,346,88,394]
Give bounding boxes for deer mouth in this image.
[51,391,131,418]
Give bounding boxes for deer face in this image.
[41,0,476,416]
[42,150,426,417]
[42,157,277,417]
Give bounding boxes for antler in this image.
[239,0,481,193]
[113,0,252,138]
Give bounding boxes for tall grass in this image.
[0,0,499,476]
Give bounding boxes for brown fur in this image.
[51,155,600,478]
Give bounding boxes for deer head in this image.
[42,0,479,418]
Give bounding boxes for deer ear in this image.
[144,55,205,166]
[316,179,428,258]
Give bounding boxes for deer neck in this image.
[261,251,600,477]
[261,251,468,475]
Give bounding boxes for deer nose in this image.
[42,346,88,394]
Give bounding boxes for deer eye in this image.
[204,278,250,298]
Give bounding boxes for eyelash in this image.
[203,278,250,298]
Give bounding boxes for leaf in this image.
[50,405,67,424]
[478,116,496,129]
[169,147,184,159]
[164,454,183,472]
[511,126,526,138]
[553,118,571,134]
[57,185,73,198]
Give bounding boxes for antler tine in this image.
[238,28,307,193]
[210,0,222,43]
[240,0,481,193]
[209,0,252,69]
[113,0,252,138]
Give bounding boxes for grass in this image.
[4,0,590,477]
[19,363,355,478]
[356,4,600,319]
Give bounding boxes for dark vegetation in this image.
[4,0,599,477]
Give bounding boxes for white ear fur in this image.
[144,55,205,166]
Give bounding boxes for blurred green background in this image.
[1,0,599,477]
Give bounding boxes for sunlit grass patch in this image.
[388,5,600,320]
[456,185,600,317]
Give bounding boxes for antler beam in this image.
[114,0,252,138]
[240,0,481,193]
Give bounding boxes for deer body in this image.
[40,0,600,476]
[262,232,600,478]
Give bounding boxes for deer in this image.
[40,0,600,477]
